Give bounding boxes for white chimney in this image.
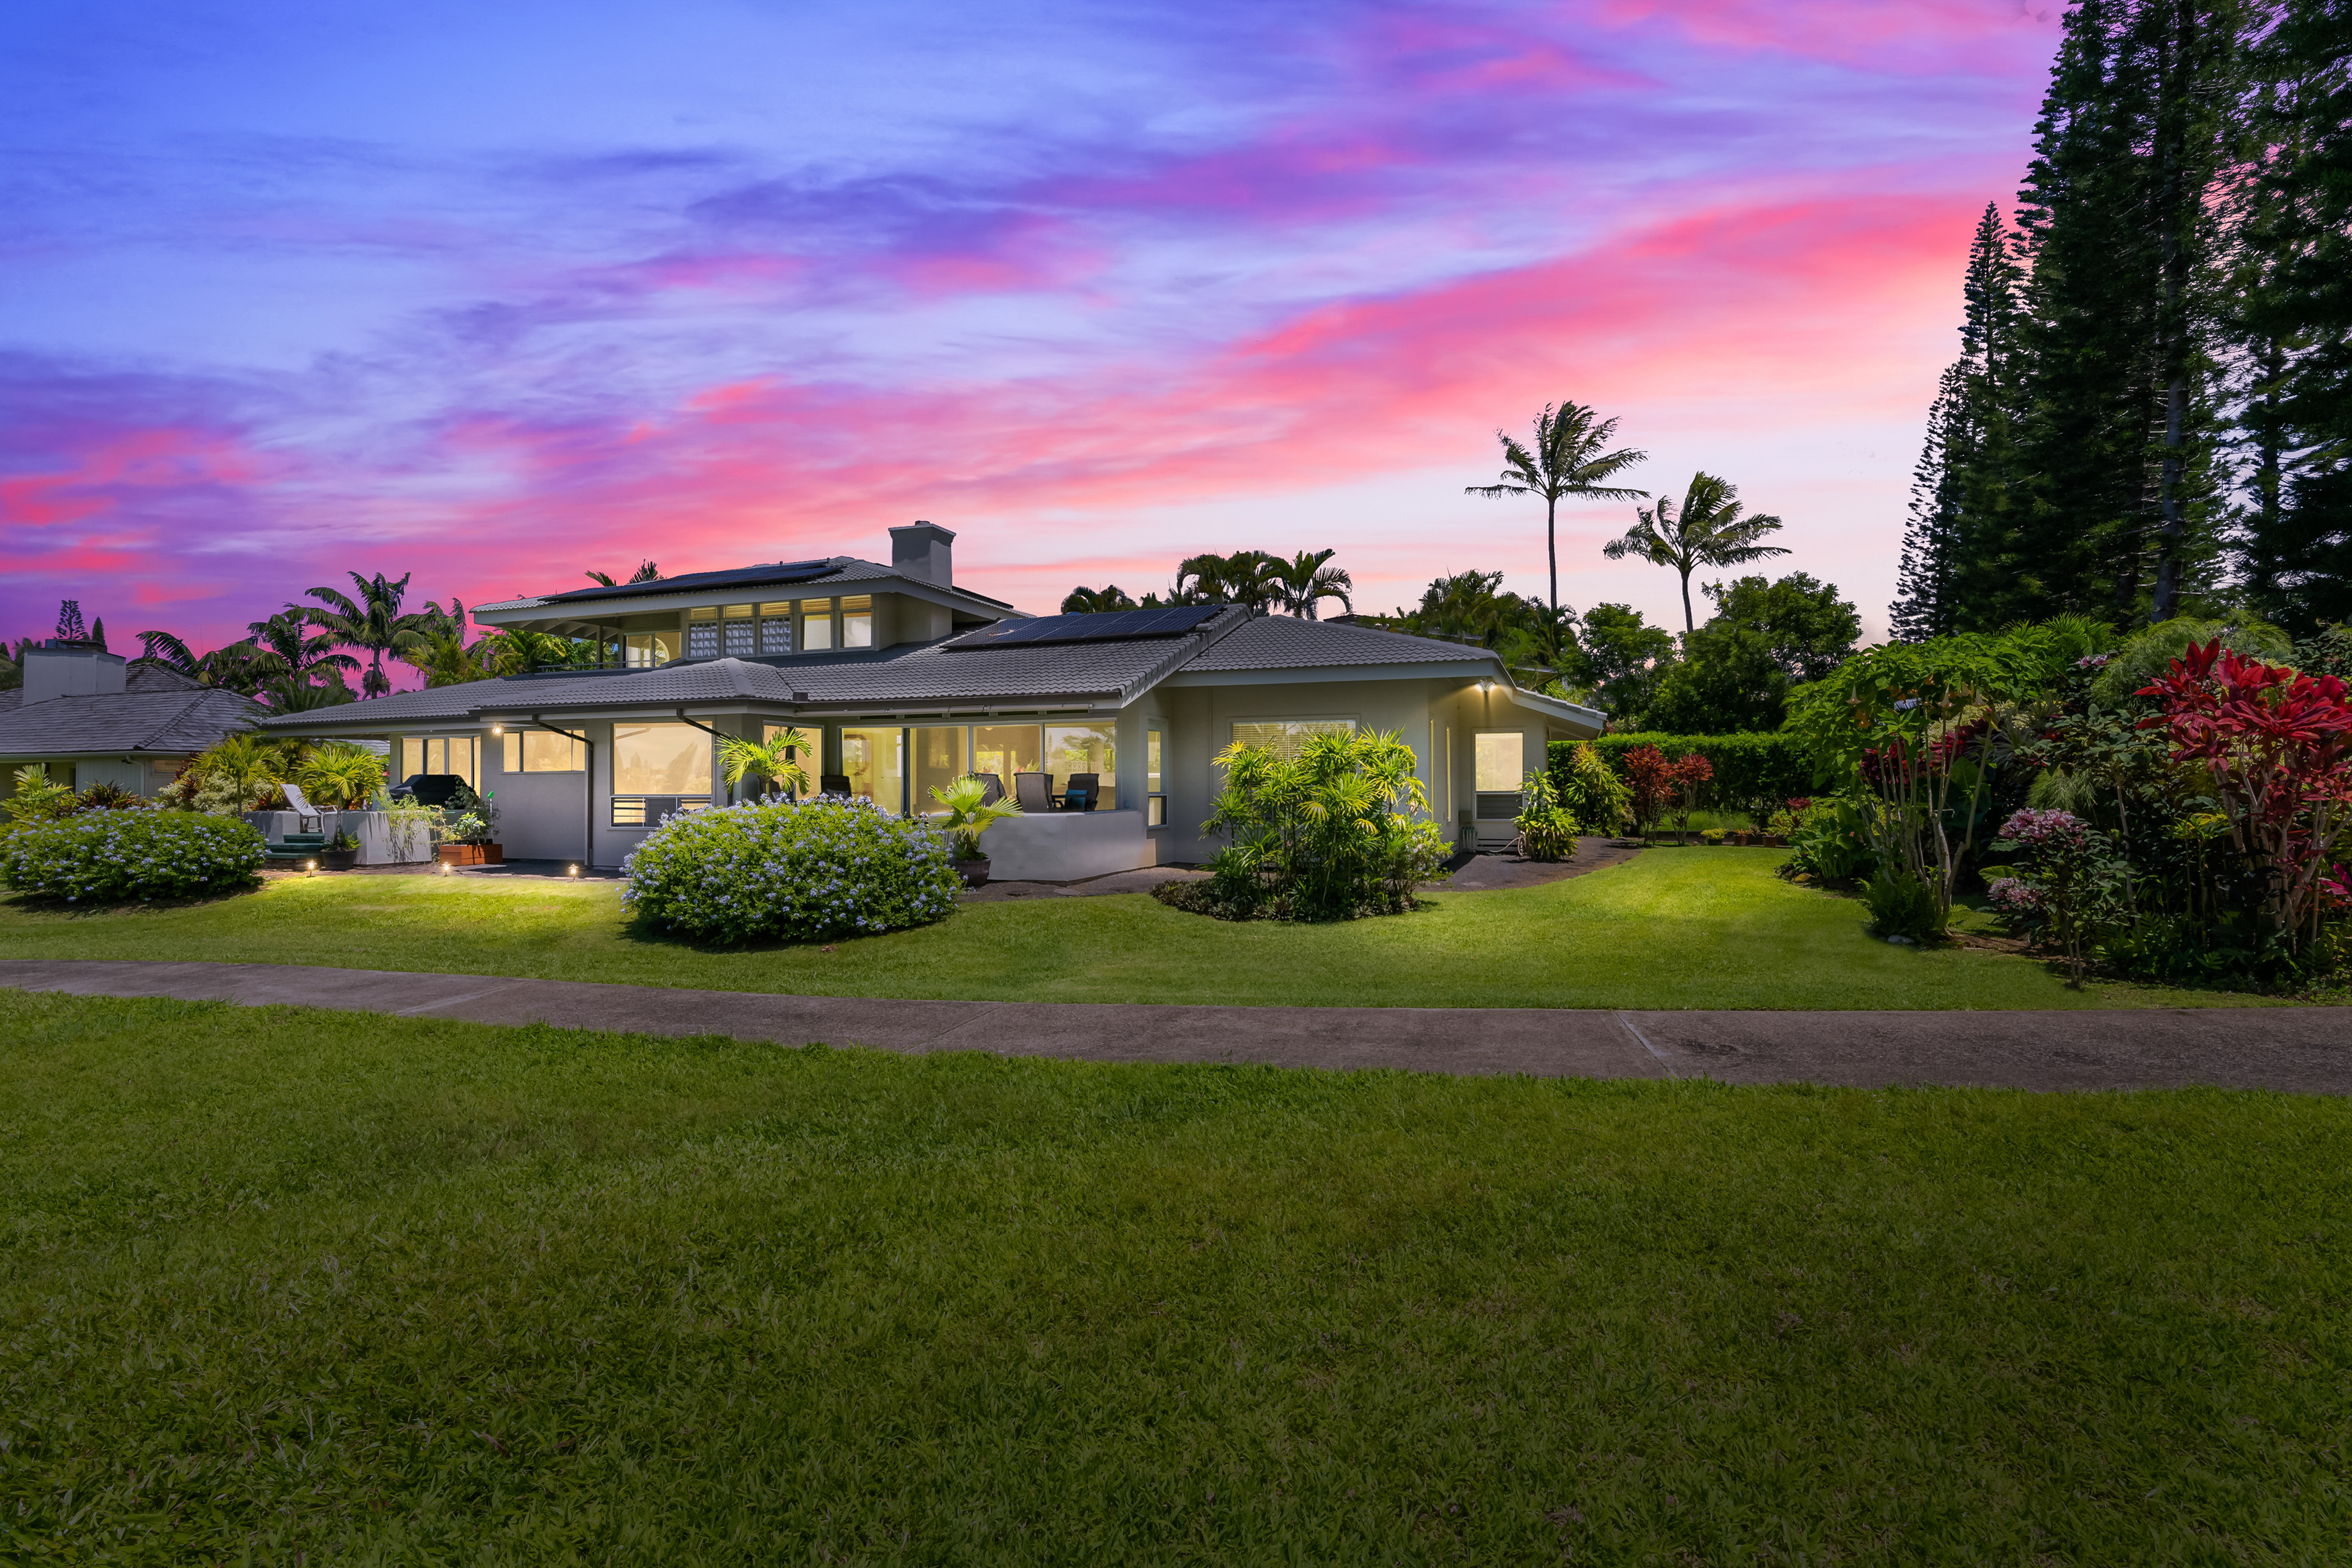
[889,521,955,586]
[22,643,127,704]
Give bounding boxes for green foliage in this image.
[1197,728,1447,919]
[3,764,76,826]
[296,741,387,809]
[2088,615,2294,707]
[1701,572,1863,684]
[928,774,1023,860]
[1577,601,1675,716]
[1368,569,1580,692]
[1603,471,1788,631]
[1861,868,1945,942]
[718,727,815,800]
[1643,622,1788,733]
[1060,584,1139,613]
[1512,770,1579,862]
[0,809,263,902]
[621,797,960,944]
[1582,733,1810,826]
[1780,797,1879,884]
[1545,740,1630,835]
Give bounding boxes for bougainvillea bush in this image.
[621,797,961,944]
[0,808,264,903]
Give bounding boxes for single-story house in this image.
[255,524,1603,877]
[0,642,264,799]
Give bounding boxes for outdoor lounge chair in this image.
[1014,772,1055,813]
[1062,772,1099,812]
[973,773,1005,807]
[822,773,851,795]
[278,781,328,832]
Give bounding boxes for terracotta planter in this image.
[437,843,504,866]
[953,857,991,888]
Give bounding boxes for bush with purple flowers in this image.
[0,807,264,903]
[1989,807,2123,987]
[621,796,961,944]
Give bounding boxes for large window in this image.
[841,726,903,811]
[971,723,1041,789]
[500,730,585,773]
[398,736,478,789]
[912,726,968,812]
[1230,718,1354,761]
[1046,722,1116,809]
[612,722,712,795]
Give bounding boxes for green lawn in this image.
[0,850,2295,1010]
[3,990,2344,1562]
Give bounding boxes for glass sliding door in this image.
[1045,722,1116,809]
[971,724,1041,795]
[841,726,904,813]
[912,726,968,813]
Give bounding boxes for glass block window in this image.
[722,602,756,656]
[685,606,719,659]
[758,602,793,656]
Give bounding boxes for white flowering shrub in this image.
[622,797,961,944]
[0,808,264,903]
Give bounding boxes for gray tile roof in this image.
[253,612,1513,732]
[1180,615,1499,671]
[472,555,1015,617]
[0,684,264,758]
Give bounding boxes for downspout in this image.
[525,716,592,867]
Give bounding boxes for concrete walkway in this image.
[4,959,2348,1094]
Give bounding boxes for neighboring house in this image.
[0,642,264,799]
[255,523,1603,875]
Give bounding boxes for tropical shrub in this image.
[1621,745,1676,839]
[622,796,960,944]
[1586,732,1810,825]
[1988,807,2126,986]
[719,729,815,800]
[296,742,387,809]
[0,809,264,903]
[1667,752,1714,842]
[3,765,76,826]
[928,775,1022,859]
[1778,796,1877,883]
[74,782,142,812]
[1513,770,1579,861]
[1545,740,1628,834]
[1189,729,1447,919]
[2134,640,2352,960]
[163,732,295,816]
[1861,868,1944,942]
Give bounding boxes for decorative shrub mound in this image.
[620,797,961,944]
[0,808,264,903]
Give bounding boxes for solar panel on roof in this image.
[945,604,1229,651]
[541,559,838,603]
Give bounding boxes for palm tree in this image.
[1270,550,1354,619]
[1177,551,1283,616]
[1060,585,1139,614]
[302,572,428,698]
[132,630,280,695]
[1602,471,1790,632]
[1465,401,1648,620]
[585,561,661,587]
[717,729,815,800]
[475,628,574,676]
[247,610,360,686]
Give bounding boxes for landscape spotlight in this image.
[567,862,581,877]
[305,859,317,875]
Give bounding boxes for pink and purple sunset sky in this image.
[1,0,2060,661]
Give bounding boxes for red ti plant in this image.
[1623,745,1676,840]
[2136,640,2352,951]
[1668,751,1714,844]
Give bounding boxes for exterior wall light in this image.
[491,723,503,734]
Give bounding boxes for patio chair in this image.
[821,773,851,796]
[278,781,327,832]
[1062,772,1099,812]
[973,773,1005,807]
[1014,772,1055,813]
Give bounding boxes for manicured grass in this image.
[2,990,2345,1562]
[0,850,2292,1010]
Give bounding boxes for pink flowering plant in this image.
[1989,807,2124,987]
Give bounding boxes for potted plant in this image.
[435,787,503,865]
[928,775,1023,886]
[322,827,361,871]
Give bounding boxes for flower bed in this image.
[0,808,264,903]
[620,796,961,944]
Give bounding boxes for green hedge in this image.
[1552,733,1813,823]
